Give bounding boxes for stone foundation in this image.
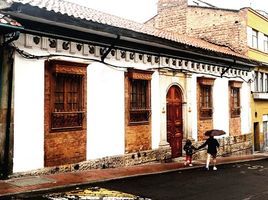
[10,146,171,178]
[10,134,253,178]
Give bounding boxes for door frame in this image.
[254,122,260,151]
[166,84,185,158]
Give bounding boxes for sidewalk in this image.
[0,152,267,198]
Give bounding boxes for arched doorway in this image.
[166,85,183,158]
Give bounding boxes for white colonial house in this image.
[0,0,257,177]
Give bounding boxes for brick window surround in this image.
[47,61,87,131]
[229,81,242,118]
[127,69,153,125]
[124,69,153,153]
[44,60,87,167]
[197,77,215,120]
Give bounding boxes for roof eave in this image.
[1,3,256,69]
[0,23,24,34]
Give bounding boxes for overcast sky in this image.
[66,0,268,23]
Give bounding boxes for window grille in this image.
[52,73,84,130]
[126,69,153,124]
[129,79,151,123]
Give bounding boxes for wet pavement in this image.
[0,152,268,199]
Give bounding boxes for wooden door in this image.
[166,86,183,158]
[254,122,260,151]
[264,121,268,149]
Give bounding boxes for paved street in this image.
[7,159,268,200]
[95,160,268,200]
[94,159,268,200]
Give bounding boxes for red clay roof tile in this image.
[3,0,247,58]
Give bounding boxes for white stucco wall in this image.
[190,75,198,140]
[151,71,161,149]
[13,54,44,172]
[241,82,252,134]
[87,62,125,159]
[213,78,229,135]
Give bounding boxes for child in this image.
[183,139,197,166]
[198,135,220,170]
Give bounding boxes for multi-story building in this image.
[247,9,268,151]
[147,0,268,152]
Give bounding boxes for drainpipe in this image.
[0,31,20,179]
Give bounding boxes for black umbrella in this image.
[205,129,226,137]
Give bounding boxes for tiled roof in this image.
[2,0,246,58]
[0,12,22,27]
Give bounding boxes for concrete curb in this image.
[1,154,267,199]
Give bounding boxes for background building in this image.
[147,0,268,152]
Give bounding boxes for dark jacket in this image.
[198,137,219,155]
[183,143,196,155]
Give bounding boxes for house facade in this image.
[0,0,256,177]
[147,0,268,152]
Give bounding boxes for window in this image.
[230,88,240,117]
[252,29,258,49]
[48,61,86,131]
[200,85,213,119]
[264,35,268,53]
[198,77,214,119]
[255,71,259,92]
[52,74,84,130]
[128,69,152,124]
[265,74,268,92]
[229,81,242,118]
[130,79,150,123]
[260,72,263,92]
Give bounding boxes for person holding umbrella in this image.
[197,129,224,170]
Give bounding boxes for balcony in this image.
[252,92,268,100]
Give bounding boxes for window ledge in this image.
[249,47,268,55]
[129,121,150,126]
[252,92,268,100]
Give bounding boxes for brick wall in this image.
[124,74,152,153]
[198,119,213,141]
[229,117,241,136]
[125,125,152,153]
[44,131,86,167]
[147,0,249,55]
[186,7,248,54]
[154,0,187,34]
